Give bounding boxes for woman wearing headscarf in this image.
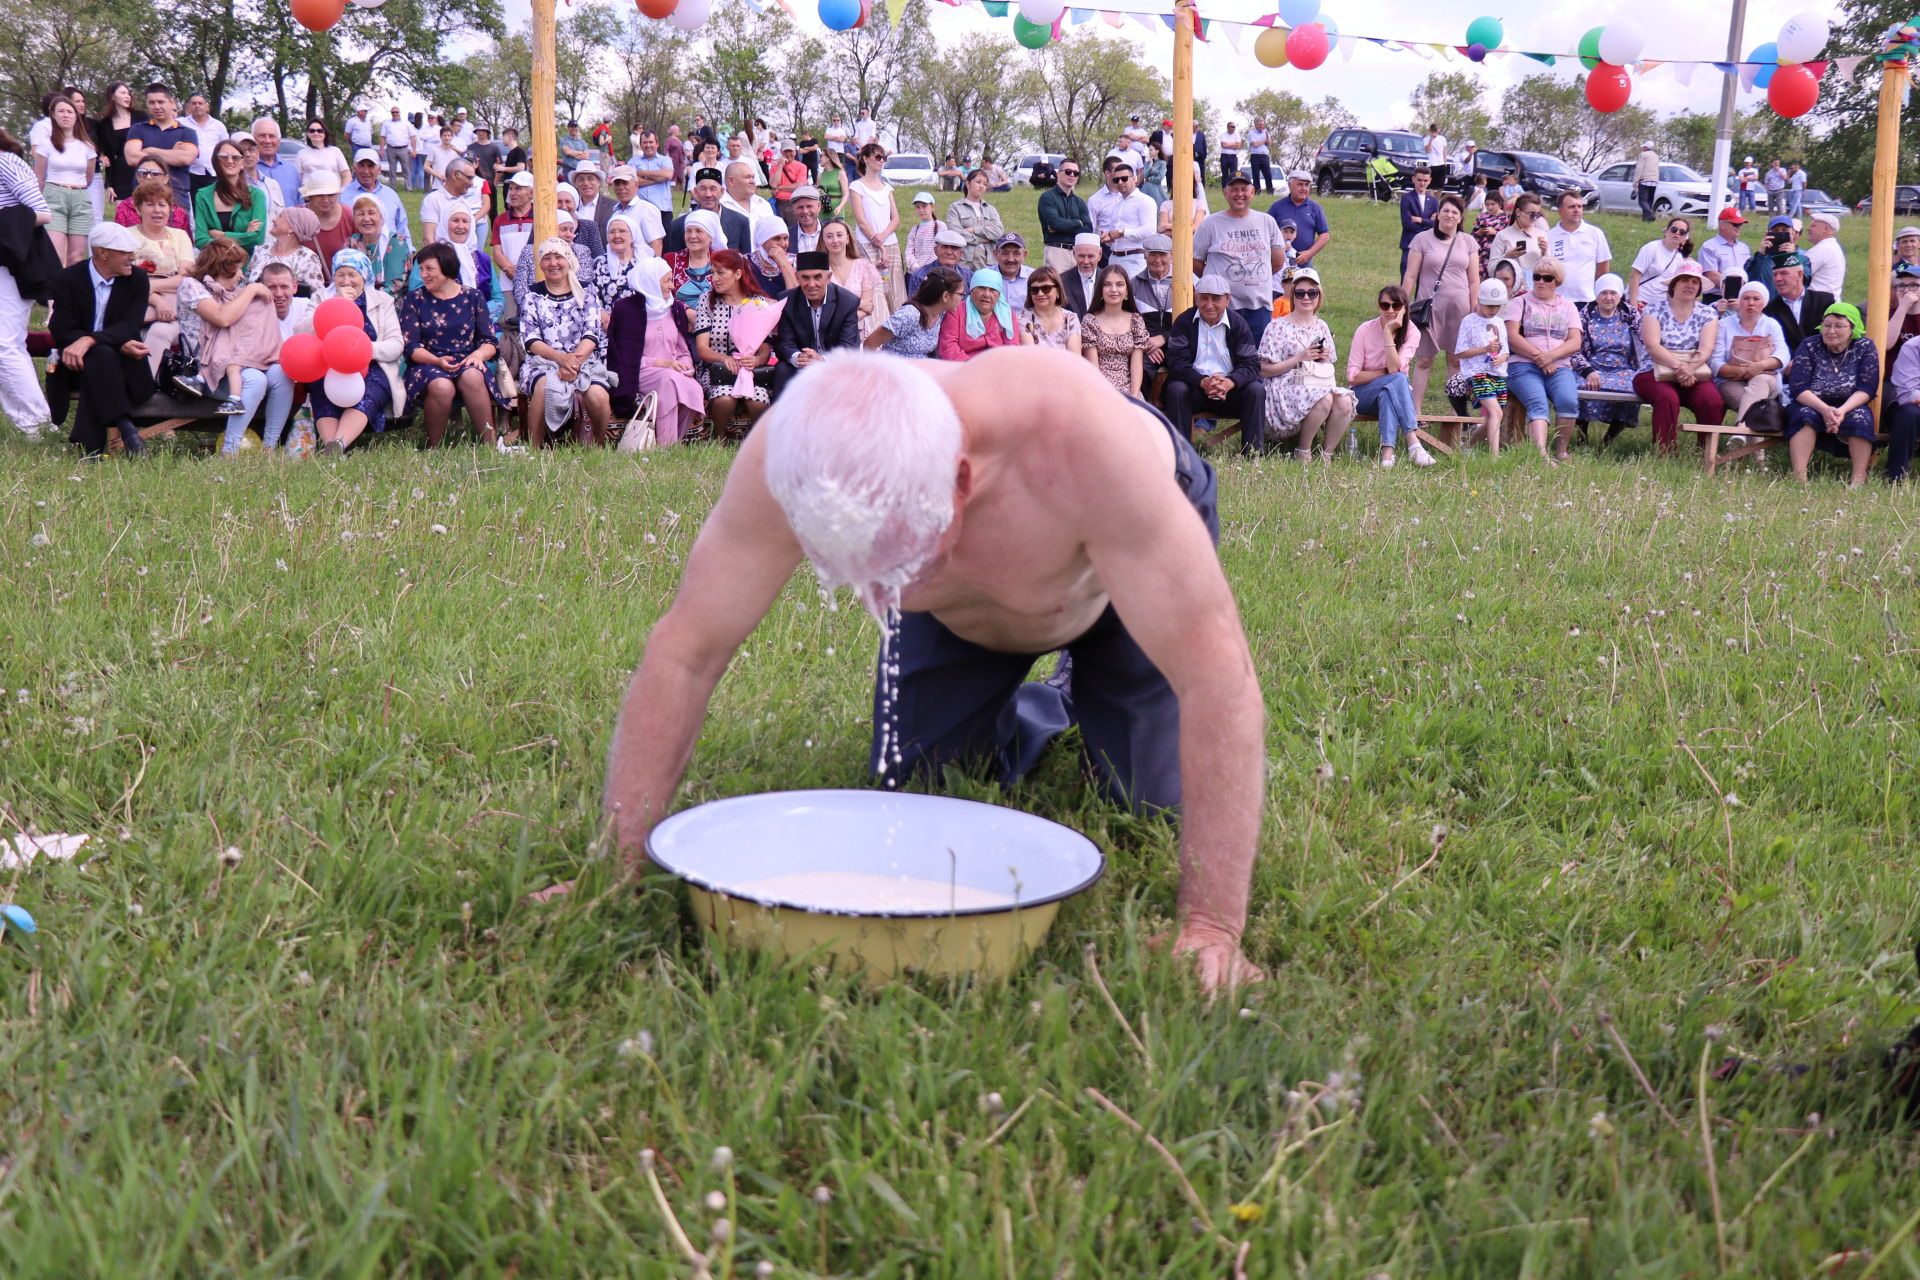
[749,212,797,297]
[294,247,405,456]
[668,207,722,308]
[595,213,645,324]
[1572,273,1642,445]
[607,256,703,445]
[345,194,411,296]
[248,205,325,292]
[1785,302,1879,486]
[401,241,503,447]
[512,210,595,318]
[520,237,615,447]
[437,207,497,315]
[937,268,1021,360]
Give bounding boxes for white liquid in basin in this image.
[728,870,1018,912]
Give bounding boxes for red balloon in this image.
[1286,22,1330,70]
[636,0,676,17]
[280,333,329,384]
[1769,63,1821,119]
[322,323,373,374]
[1585,63,1632,113]
[290,0,345,32]
[312,297,362,338]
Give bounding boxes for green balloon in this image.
[1465,16,1503,48]
[981,0,1007,14]
[1578,25,1604,70]
[1013,12,1052,46]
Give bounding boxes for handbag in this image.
[1297,360,1336,391]
[1654,348,1713,382]
[1407,224,1458,332]
[616,391,659,453]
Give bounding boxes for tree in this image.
[1817,0,1914,200]
[693,0,788,133]
[897,34,1034,163]
[818,0,932,129]
[0,0,138,125]
[1496,75,1581,160]
[1232,89,1352,173]
[133,0,258,115]
[257,0,503,127]
[1022,28,1165,164]
[1656,110,1717,173]
[1408,71,1491,147]
[430,32,534,137]
[777,36,832,135]
[555,2,623,127]
[608,12,695,140]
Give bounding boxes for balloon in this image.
[1277,0,1318,27]
[1597,22,1644,67]
[1254,25,1291,67]
[1777,12,1829,63]
[349,0,387,8]
[322,370,366,409]
[1013,13,1052,46]
[312,296,362,338]
[667,0,709,28]
[636,0,676,15]
[1769,62,1821,117]
[290,0,344,32]
[1585,63,1632,113]
[819,0,861,29]
[1749,41,1779,88]
[1017,0,1065,23]
[1317,15,1337,39]
[1466,42,1488,62]
[1286,21,1330,69]
[280,333,328,384]
[981,0,1007,13]
[323,323,373,374]
[1465,15,1503,48]
[1578,26,1605,71]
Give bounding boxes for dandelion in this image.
[430,524,448,535]
[704,1191,727,1212]
[29,532,48,547]
[617,1031,655,1060]
[219,845,243,868]
[812,1186,832,1204]
[710,1146,734,1172]
[981,1091,1006,1118]
[1588,1111,1614,1140]
[340,530,355,542]
[1851,547,1863,557]
[1229,1202,1264,1224]
[1315,762,1335,781]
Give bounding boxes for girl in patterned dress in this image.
[1079,264,1148,397]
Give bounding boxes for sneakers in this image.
[1408,438,1437,467]
[171,372,213,400]
[1380,449,1397,469]
[215,397,246,415]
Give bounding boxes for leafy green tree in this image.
[1233,89,1353,173]
[897,34,1034,164]
[1496,75,1582,159]
[817,0,932,126]
[256,0,502,127]
[608,10,695,141]
[1022,28,1165,164]
[1655,110,1718,173]
[0,0,138,124]
[1408,71,1492,147]
[1815,0,1917,200]
[693,0,787,134]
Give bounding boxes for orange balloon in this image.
[290,0,345,32]
[637,0,677,18]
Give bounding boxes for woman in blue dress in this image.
[401,241,503,447]
[1785,301,1878,486]
[1573,272,1641,444]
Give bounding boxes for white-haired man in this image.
[543,348,1266,993]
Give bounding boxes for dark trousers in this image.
[1888,402,1920,482]
[1162,375,1268,453]
[1637,181,1658,221]
[1232,307,1271,343]
[1219,154,1238,185]
[1631,370,1724,450]
[1248,153,1273,193]
[871,401,1217,814]
[1429,163,1450,190]
[63,343,155,454]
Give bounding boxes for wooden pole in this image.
[1172,0,1194,314]
[530,0,559,246]
[1869,60,1905,423]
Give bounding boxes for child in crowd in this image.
[1456,279,1511,455]
[904,192,944,275]
[1269,222,1299,304]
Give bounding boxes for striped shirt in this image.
[0,153,50,214]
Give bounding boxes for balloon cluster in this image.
[280,298,375,409]
[637,0,712,30]
[1766,12,1829,119]
[1463,16,1500,62]
[1573,23,1642,113]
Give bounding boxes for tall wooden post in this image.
[1172,0,1195,313]
[530,0,559,245]
[1869,59,1905,421]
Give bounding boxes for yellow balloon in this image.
[1255,25,1291,68]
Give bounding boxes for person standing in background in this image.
[1217,122,1242,187]
[380,107,413,191]
[1633,141,1660,222]
[343,105,375,154]
[1736,156,1759,211]
[1425,123,1450,191]
[1244,120,1272,195]
[182,94,229,201]
[1787,161,1808,218]
[1399,165,1438,278]
[1764,159,1787,216]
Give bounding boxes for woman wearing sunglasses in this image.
[1258,269,1354,460]
[294,121,350,194]
[1347,284,1432,467]
[1627,217,1695,310]
[1504,256,1584,462]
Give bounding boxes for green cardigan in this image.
[191,183,268,251]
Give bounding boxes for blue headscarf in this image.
[964,266,1010,340]
[330,247,376,288]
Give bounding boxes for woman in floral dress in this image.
[1079,265,1147,396]
[1572,273,1642,444]
[1257,268,1355,458]
[689,248,777,433]
[1016,267,1081,355]
[520,237,615,447]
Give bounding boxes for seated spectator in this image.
[1711,281,1790,429]
[981,154,1011,192]
[257,262,315,451]
[345,194,411,295]
[867,266,963,358]
[749,213,797,297]
[48,222,155,456]
[176,239,280,453]
[128,179,194,372]
[293,247,405,456]
[937,155,962,192]
[1785,303,1878,485]
[904,191,943,273]
[770,144,809,216]
[668,207,720,308]
[295,121,350,191]
[1504,257,1582,463]
[1257,268,1354,460]
[491,172,537,285]
[438,207,496,309]
[1490,194,1548,283]
[666,166,750,253]
[346,147,409,244]
[1060,233,1103,315]
[554,182,603,261]
[1080,264,1149,397]
[300,172,352,282]
[938,267,1021,361]
[907,228,966,297]
[512,211,594,318]
[193,140,268,252]
[946,169,1004,272]
[248,206,324,291]
[770,250,860,398]
[1350,284,1425,468]
[1887,313,1920,482]
[1632,260,1723,458]
[1887,262,1920,366]
[596,213,646,322]
[421,159,486,246]
[1156,163,1209,236]
[230,133,284,222]
[520,238,613,447]
[1573,273,1642,443]
[1764,256,1833,353]
[821,217,884,338]
[689,247,777,431]
[992,233,1032,309]
[1017,266,1081,355]
[114,160,188,231]
[1132,234,1175,368]
[401,241,502,447]
[607,256,702,444]
[1163,274,1264,453]
[784,185,825,254]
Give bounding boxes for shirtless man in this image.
[549,347,1266,992]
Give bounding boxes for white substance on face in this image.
[729,870,1017,912]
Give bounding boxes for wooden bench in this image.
[1197,389,1648,457]
[1683,421,1891,475]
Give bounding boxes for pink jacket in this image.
[937,307,1020,361]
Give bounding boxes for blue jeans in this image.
[1353,371,1418,447]
[1507,360,1579,422]
[410,154,425,190]
[218,367,268,456]
[262,365,299,448]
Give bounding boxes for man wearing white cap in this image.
[573,161,615,237]
[1634,140,1660,222]
[1895,226,1920,278]
[344,104,375,153]
[1804,210,1846,296]
[1063,232,1103,315]
[380,107,414,190]
[1737,156,1760,211]
[348,148,410,243]
[1163,273,1268,453]
[784,185,824,253]
[1267,170,1330,268]
[907,228,968,295]
[47,222,154,457]
[450,107,475,153]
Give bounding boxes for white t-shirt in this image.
[852,118,876,147]
[610,200,665,248]
[1806,236,1846,296]
[1545,220,1612,303]
[421,187,488,241]
[35,135,96,187]
[344,116,376,150]
[1454,310,1508,378]
[825,125,848,156]
[1427,134,1449,166]
[296,145,349,187]
[379,118,413,148]
[185,114,229,177]
[27,117,51,151]
[1737,165,1759,192]
[1190,209,1285,311]
[451,122,475,151]
[1630,238,1687,307]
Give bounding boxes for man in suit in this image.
[47,223,155,458]
[663,167,751,254]
[1161,274,1267,454]
[1061,234,1103,316]
[1399,165,1438,278]
[771,252,862,401]
[573,162,617,239]
[1764,256,1834,354]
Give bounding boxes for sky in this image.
[496,0,1835,134]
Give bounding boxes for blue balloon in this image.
[819,0,861,30]
[1277,0,1318,27]
[1319,14,1338,40]
[1749,40,1779,88]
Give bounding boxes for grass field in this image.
[2,191,1920,1277]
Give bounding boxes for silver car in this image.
[1589,161,1712,217]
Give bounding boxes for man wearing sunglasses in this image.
[1038,158,1094,275]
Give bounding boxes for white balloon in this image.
[1018,0,1066,23]
[322,370,366,408]
[1776,12,1830,64]
[1597,21,1645,67]
[667,0,711,29]
[350,0,387,8]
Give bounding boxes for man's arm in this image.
[98,273,150,348]
[1164,318,1199,387]
[829,292,861,349]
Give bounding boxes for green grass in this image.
[2,196,1919,1277]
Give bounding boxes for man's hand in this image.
[120,340,149,360]
[61,336,95,370]
[793,347,820,367]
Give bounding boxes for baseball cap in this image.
[1717,208,1746,223]
[1225,171,1253,186]
[509,171,534,187]
[1195,274,1231,296]
[912,191,935,204]
[1640,140,1654,149]
[352,148,380,164]
[1896,262,1920,280]
[995,231,1025,249]
[1477,279,1508,306]
[1768,215,1795,229]
[1290,266,1322,287]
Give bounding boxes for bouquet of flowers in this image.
[728,295,787,397]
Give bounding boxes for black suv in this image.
[1312,129,1428,195]
[1471,149,1597,205]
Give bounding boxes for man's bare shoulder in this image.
[938,348,1177,481]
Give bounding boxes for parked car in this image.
[1589,161,1711,216]
[1014,152,1066,186]
[1474,149,1597,205]
[1857,186,1920,216]
[1798,189,1850,219]
[880,153,938,188]
[1312,128,1427,196]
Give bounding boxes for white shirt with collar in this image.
[852,118,876,146]
[345,116,375,150]
[610,198,666,249]
[185,113,228,177]
[1806,236,1847,297]
[88,262,114,331]
[379,118,413,148]
[791,222,822,254]
[1194,313,1232,376]
[1075,267,1098,307]
[721,191,775,222]
[1087,187,1157,262]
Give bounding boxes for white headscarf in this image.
[750,212,789,277]
[535,236,581,298]
[604,212,646,267]
[439,210,481,289]
[631,256,673,319]
[684,209,725,254]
